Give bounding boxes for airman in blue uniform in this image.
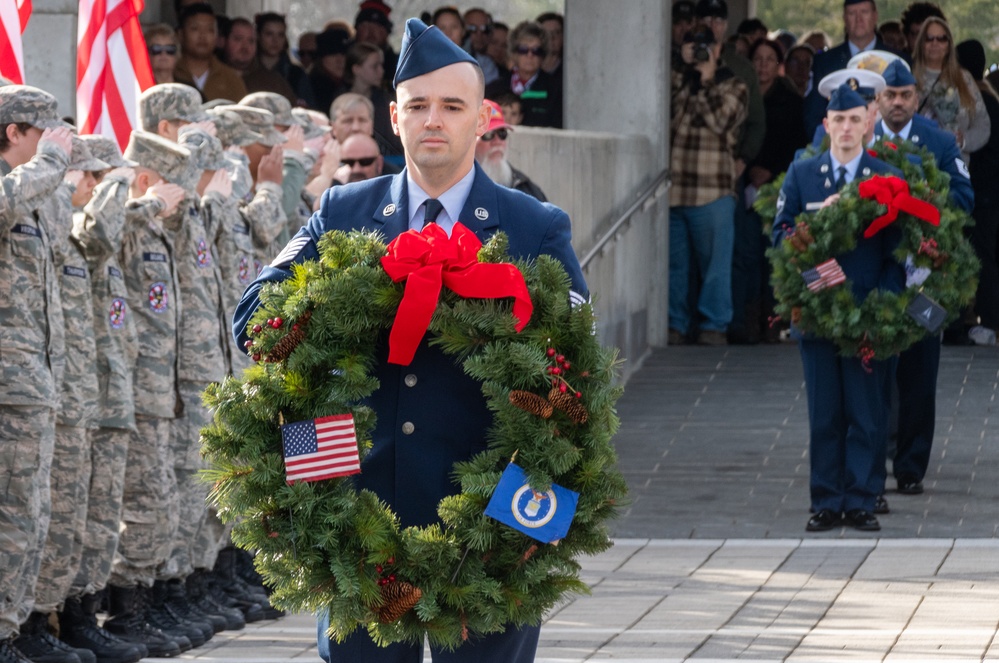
[234,17,587,663]
[773,84,904,533]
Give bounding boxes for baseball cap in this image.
[69,134,111,171]
[0,85,71,129]
[483,100,512,134]
[694,0,728,20]
[80,134,139,168]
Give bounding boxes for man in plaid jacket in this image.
[668,22,748,346]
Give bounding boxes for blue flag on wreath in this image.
[485,463,578,543]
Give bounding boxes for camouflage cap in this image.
[123,130,192,185]
[206,107,264,147]
[139,83,210,132]
[217,105,286,147]
[291,107,328,140]
[178,126,226,171]
[69,134,111,171]
[0,85,71,129]
[239,91,296,127]
[80,134,139,168]
[201,98,236,111]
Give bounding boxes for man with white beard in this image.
[474,100,547,202]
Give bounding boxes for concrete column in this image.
[22,0,78,117]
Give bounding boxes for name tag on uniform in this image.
[143,252,168,262]
[63,265,87,278]
[108,266,122,278]
[233,222,250,235]
[11,224,40,237]
[805,202,824,211]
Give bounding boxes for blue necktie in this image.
[835,166,847,191]
[422,199,444,228]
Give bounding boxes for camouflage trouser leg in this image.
[33,424,91,612]
[0,404,54,639]
[71,427,129,597]
[110,416,178,588]
[194,507,233,571]
[160,380,212,580]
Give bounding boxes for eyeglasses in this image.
[466,24,493,34]
[481,128,509,142]
[514,45,546,57]
[340,157,378,167]
[924,34,949,43]
[149,44,178,56]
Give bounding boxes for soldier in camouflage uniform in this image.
[293,107,333,220]
[216,105,288,267]
[59,136,150,663]
[18,137,118,663]
[0,85,72,663]
[238,92,312,243]
[102,131,189,658]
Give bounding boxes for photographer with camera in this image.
[668,20,749,346]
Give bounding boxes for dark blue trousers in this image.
[317,611,540,662]
[892,334,941,483]
[800,338,896,513]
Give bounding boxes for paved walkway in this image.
[149,344,999,661]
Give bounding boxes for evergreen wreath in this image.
[756,138,979,360]
[201,226,627,649]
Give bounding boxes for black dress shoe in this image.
[844,509,881,531]
[874,494,890,514]
[806,509,841,532]
[897,479,924,495]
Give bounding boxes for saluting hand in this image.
[282,124,305,153]
[40,126,73,158]
[257,146,284,185]
[148,182,185,217]
[204,168,233,199]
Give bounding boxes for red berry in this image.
[575,391,582,399]
[551,379,558,387]
[546,348,556,357]
[375,565,383,573]
[562,361,571,370]
[388,574,396,582]
[551,367,561,375]
[559,384,568,393]
[252,353,261,361]
[546,366,554,374]
[266,318,273,326]
[556,354,565,363]
[292,323,299,331]
[387,557,395,565]
[252,324,262,334]
[378,578,387,586]
[272,317,283,328]
[244,340,254,349]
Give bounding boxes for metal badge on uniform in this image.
[820,164,829,174]
[148,282,169,313]
[862,167,871,176]
[109,298,126,329]
[824,178,832,188]
[912,135,920,143]
[382,203,396,216]
[957,158,970,178]
[474,207,488,220]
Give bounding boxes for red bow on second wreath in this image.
[857,175,940,239]
[380,222,533,365]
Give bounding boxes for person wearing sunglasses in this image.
[331,133,384,184]
[462,8,501,85]
[912,17,990,160]
[145,23,181,85]
[484,20,563,128]
[475,100,546,202]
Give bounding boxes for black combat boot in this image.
[186,571,245,631]
[102,585,186,657]
[59,595,143,663]
[215,548,282,619]
[143,581,209,648]
[11,612,83,663]
[163,578,225,634]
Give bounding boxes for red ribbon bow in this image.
[857,175,940,239]
[380,222,533,365]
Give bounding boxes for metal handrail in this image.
[579,169,670,270]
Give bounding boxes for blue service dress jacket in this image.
[873,118,974,213]
[233,163,588,528]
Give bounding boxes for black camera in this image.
[683,26,716,63]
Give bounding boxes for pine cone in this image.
[267,310,312,362]
[509,390,553,419]
[378,581,422,623]
[548,387,589,424]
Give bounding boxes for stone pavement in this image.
[148,344,999,661]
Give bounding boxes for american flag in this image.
[0,0,31,84]
[281,414,361,485]
[802,259,847,293]
[76,0,154,151]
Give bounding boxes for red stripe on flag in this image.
[17,0,31,29]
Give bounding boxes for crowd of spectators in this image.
[670,0,999,348]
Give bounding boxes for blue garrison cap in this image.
[882,59,917,88]
[393,17,480,89]
[828,83,868,111]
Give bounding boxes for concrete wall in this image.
[22,0,78,118]
[508,128,668,382]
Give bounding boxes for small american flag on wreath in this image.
[801,259,846,293]
[280,414,361,485]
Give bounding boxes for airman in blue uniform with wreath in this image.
[223,16,623,663]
